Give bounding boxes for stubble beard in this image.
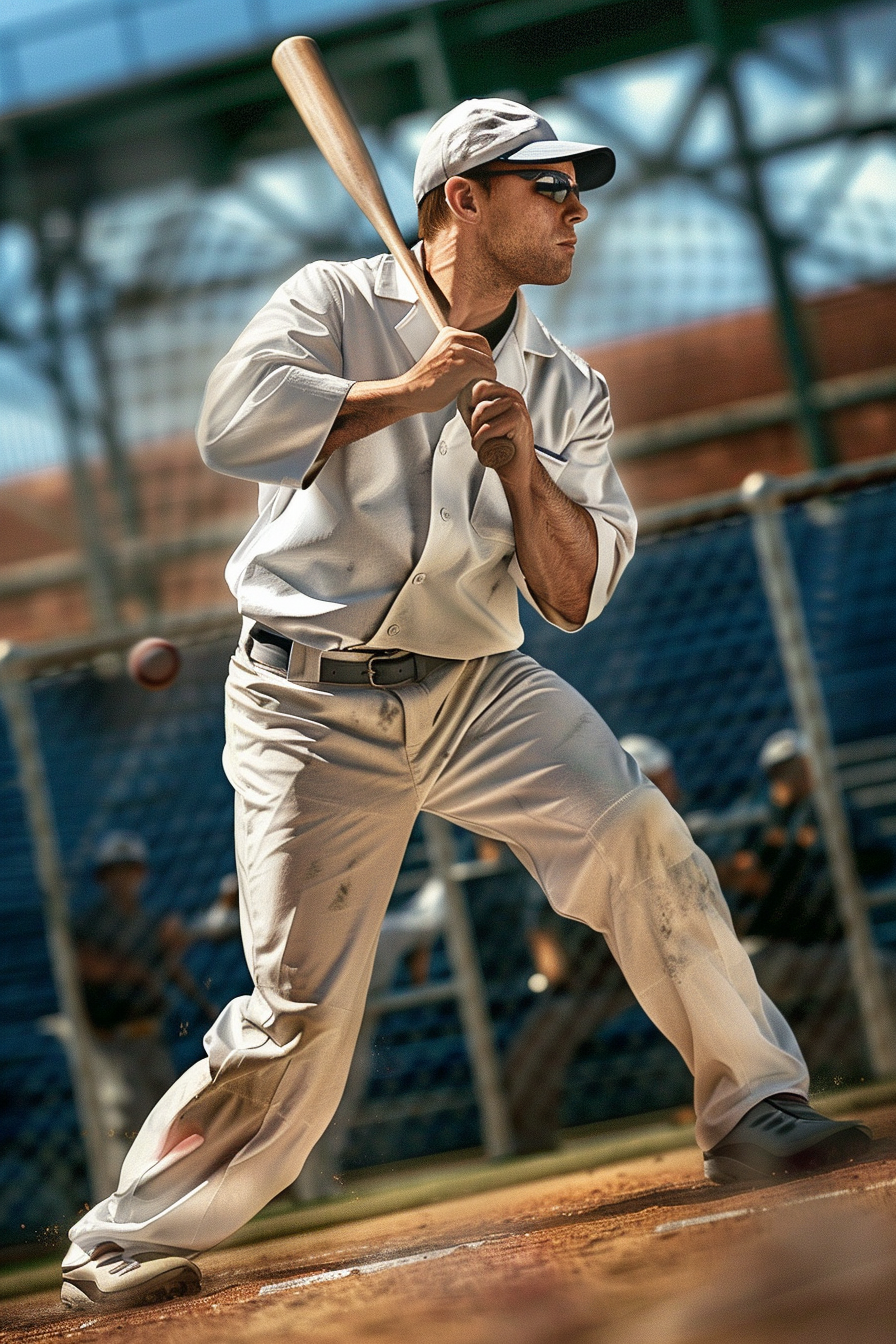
[480,225,575,291]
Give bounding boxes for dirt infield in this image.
[3,1101,896,1344]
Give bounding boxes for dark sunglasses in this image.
[464,168,582,204]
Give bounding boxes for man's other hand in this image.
[469,380,534,467]
[400,328,497,413]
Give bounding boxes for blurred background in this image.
[1,0,896,1260]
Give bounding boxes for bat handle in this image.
[456,383,517,470]
[477,436,517,469]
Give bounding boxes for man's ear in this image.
[444,176,482,224]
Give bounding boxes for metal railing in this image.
[2,456,896,1244]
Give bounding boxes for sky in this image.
[0,0,422,112]
[0,0,894,476]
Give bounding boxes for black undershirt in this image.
[474,292,518,350]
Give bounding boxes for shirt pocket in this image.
[469,444,570,544]
[533,443,570,480]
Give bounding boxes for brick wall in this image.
[584,277,896,509]
[585,276,896,427]
[1,279,895,641]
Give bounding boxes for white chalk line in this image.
[654,1175,896,1235]
[255,1176,896,1294]
[258,1239,486,1296]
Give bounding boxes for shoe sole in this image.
[704,1154,777,1184]
[704,1124,872,1185]
[61,1265,201,1313]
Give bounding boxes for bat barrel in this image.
[273,36,515,469]
[273,37,445,331]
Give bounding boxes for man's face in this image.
[97,861,147,909]
[468,159,588,288]
[647,764,682,808]
[768,755,813,807]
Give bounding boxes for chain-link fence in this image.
[2,0,896,1259]
[2,456,895,1250]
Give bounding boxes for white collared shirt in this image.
[197,247,636,659]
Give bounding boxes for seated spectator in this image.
[718,729,894,946]
[714,730,896,1080]
[75,832,216,1187]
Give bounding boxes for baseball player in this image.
[61,98,871,1312]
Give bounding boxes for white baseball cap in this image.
[620,735,674,779]
[758,729,810,773]
[217,872,239,900]
[413,97,615,204]
[94,830,148,870]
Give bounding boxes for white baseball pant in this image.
[67,645,808,1259]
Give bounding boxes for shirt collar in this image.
[516,294,558,359]
[375,244,558,365]
[373,242,427,303]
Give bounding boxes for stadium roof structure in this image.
[0,0,865,218]
[0,0,429,116]
[0,0,894,499]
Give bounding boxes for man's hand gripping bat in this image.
[272,36,516,470]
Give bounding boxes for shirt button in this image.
[440,508,451,522]
[438,443,448,455]
[387,624,401,636]
[412,573,426,584]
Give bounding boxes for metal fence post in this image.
[421,814,513,1157]
[0,658,119,1199]
[742,472,896,1077]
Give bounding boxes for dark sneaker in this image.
[61,1242,201,1312]
[704,1094,872,1184]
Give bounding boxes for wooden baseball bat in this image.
[272,36,516,470]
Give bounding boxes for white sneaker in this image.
[61,1242,201,1312]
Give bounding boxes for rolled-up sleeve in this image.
[197,264,353,488]
[510,368,637,631]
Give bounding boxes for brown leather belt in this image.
[248,624,450,687]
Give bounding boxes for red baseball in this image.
[127,637,181,690]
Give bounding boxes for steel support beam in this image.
[5,129,119,630]
[688,0,835,470]
[39,288,120,631]
[70,219,158,617]
[331,8,457,108]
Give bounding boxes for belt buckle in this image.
[367,652,410,687]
